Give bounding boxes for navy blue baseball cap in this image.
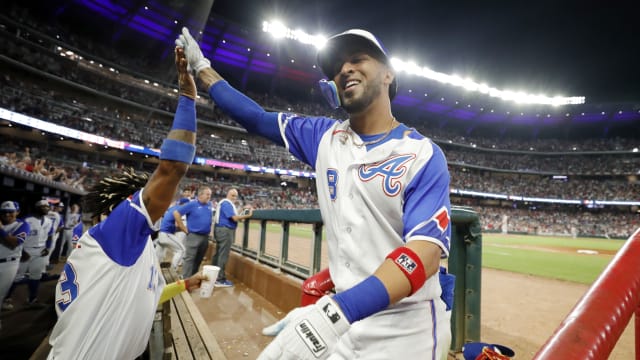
[462,342,515,360]
[317,29,397,100]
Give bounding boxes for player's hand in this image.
[185,273,207,292]
[40,248,49,256]
[257,296,350,360]
[20,250,31,262]
[175,27,211,74]
[175,47,197,99]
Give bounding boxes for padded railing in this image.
[533,227,640,359]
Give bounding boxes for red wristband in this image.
[385,247,427,295]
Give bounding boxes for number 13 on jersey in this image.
[57,262,79,312]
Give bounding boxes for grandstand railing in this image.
[235,209,324,278]
[0,163,85,195]
[233,207,483,353]
[533,227,640,359]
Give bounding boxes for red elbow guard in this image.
[386,247,427,295]
[301,268,335,306]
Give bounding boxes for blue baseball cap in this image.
[317,29,397,100]
[462,342,515,360]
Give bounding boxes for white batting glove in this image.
[175,27,211,73]
[258,296,350,360]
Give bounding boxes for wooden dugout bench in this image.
[150,266,227,360]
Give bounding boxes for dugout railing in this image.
[231,206,483,353]
[533,227,640,360]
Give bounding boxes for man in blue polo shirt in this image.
[212,188,253,287]
[175,186,213,278]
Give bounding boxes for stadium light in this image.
[391,58,585,106]
[262,20,586,106]
[262,20,327,48]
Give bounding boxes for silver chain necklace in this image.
[344,116,397,148]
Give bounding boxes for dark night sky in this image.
[11,0,640,105]
[210,0,640,104]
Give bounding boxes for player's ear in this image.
[383,67,394,87]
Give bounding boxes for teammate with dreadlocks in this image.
[48,47,206,360]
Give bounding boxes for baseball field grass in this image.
[247,222,627,285]
[482,233,625,284]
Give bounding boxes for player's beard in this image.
[340,72,384,114]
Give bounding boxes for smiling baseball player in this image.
[178,27,452,359]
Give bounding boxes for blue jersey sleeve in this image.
[159,204,179,233]
[402,143,452,257]
[13,221,30,245]
[280,113,337,168]
[88,190,155,266]
[72,222,83,243]
[208,80,283,145]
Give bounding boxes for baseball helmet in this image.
[462,342,515,360]
[316,29,397,101]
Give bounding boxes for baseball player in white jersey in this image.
[6,199,54,306]
[178,27,452,359]
[48,47,206,360]
[45,202,64,268]
[59,203,81,258]
[0,201,30,314]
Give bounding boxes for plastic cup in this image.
[200,265,220,298]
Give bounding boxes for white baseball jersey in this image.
[48,189,165,360]
[46,211,62,257]
[0,219,29,259]
[46,211,62,234]
[278,113,452,359]
[23,215,54,250]
[64,211,82,229]
[0,219,30,303]
[14,215,53,281]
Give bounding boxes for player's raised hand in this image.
[175,27,211,74]
[175,47,196,99]
[257,296,350,360]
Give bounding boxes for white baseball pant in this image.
[156,231,186,270]
[14,247,47,281]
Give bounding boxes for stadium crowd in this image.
[450,168,638,201]
[478,206,637,239]
[4,70,639,177]
[0,5,638,239]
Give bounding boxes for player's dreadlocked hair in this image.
[83,167,149,217]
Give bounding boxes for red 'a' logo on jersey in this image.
[432,207,450,233]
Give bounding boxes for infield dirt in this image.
[481,267,633,359]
